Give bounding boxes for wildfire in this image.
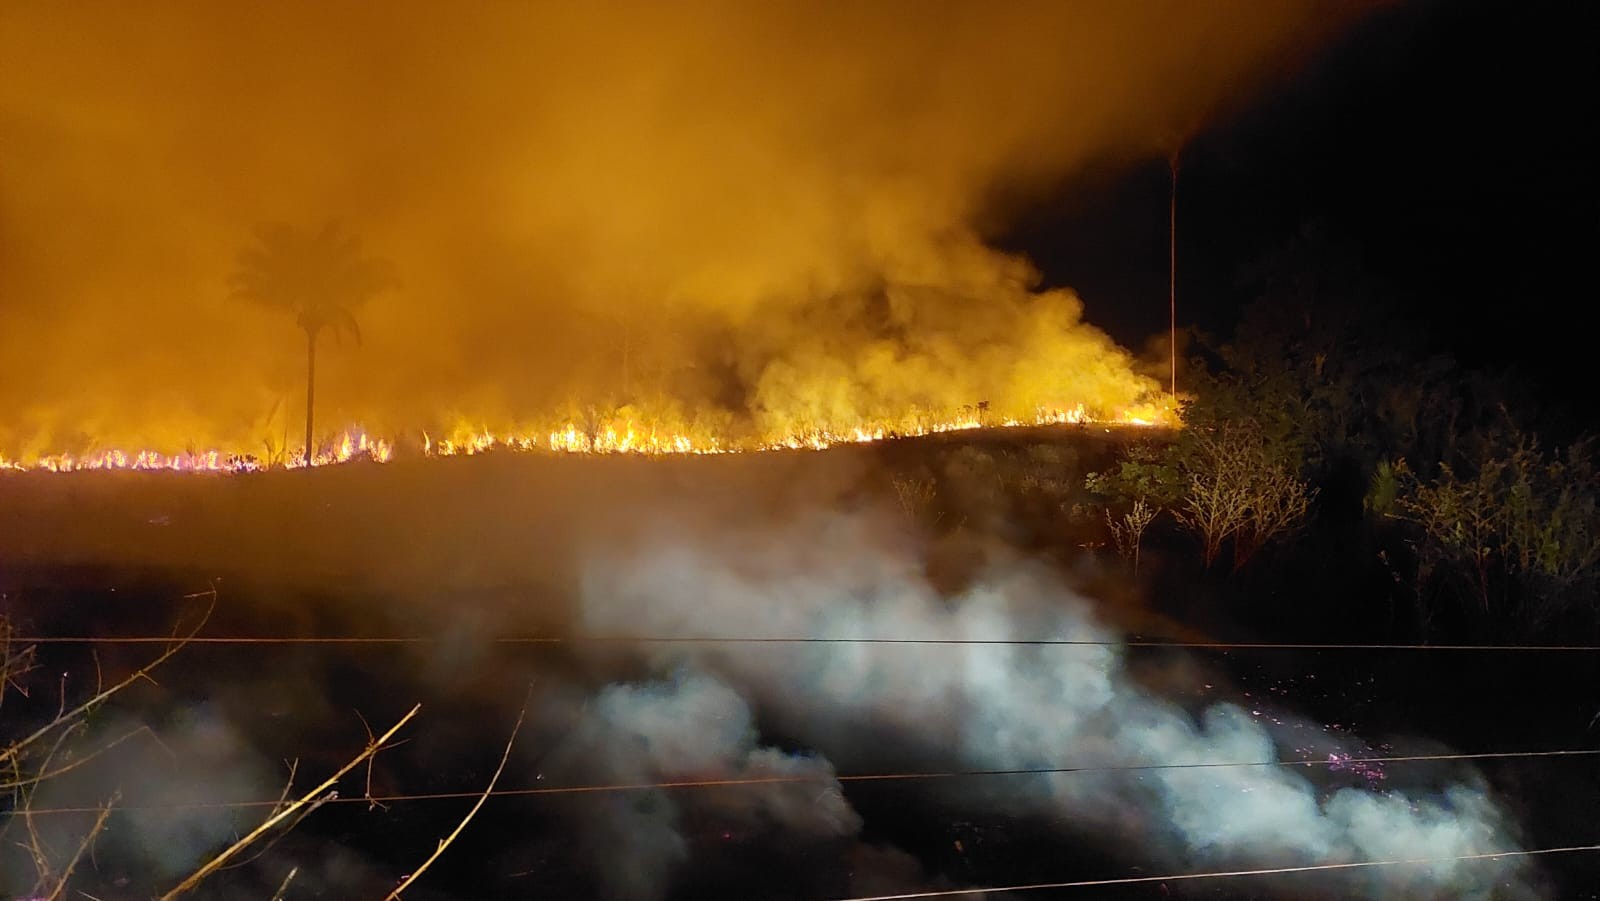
[0,401,1174,475]
[0,430,396,474]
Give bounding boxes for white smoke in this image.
[576,510,1534,900]
[541,669,862,900]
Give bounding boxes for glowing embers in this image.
[1,401,1174,473]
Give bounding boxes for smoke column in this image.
[1,1,1369,458]
[575,510,1532,899]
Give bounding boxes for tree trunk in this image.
[304,329,318,466]
[621,321,631,400]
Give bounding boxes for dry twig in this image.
[269,865,299,901]
[42,793,116,901]
[159,703,420,900]
[385,699,526,899]
[1,590,215,772]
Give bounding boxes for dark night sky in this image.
[1007,0,1598,420]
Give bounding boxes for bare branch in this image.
[160,703,421,900]
[45,794,116,901]
[385,700,526,899]
[0,727,154,791]
[270,866,299,901]
[1,591,215,771]
[1172,423,1314,569]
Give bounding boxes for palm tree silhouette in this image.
[230,222,393,466]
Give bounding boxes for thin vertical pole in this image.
[304,330,317,466]
[1169,151,1179,399]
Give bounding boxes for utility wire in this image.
[825,844,1600,900]
[7,748,1596,818]
[7,634,1600,651]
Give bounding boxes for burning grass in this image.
[0,401,1173,474]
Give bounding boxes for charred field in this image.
[2,425,1595,900]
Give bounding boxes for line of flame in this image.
[1,403,1173,474]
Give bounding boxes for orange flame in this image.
[0,401,1175,474]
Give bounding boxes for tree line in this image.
[1088,224,1598,641]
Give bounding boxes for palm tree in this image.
[230,222,393,466]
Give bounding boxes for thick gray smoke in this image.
[575,510,1532,899]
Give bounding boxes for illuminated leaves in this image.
[1391,434,1600,626]
[1171,422,1316,571]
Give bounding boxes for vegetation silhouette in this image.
[230,222,394,465]
[1085,222,1599,640]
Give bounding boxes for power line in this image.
[8,748,1596,818]
[7,633,1600,651]
[825,844,1600,900]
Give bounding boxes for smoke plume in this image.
[575,509,1533,899]
[1,1,1364,457]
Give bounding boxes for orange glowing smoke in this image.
[2,2,1361,481]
